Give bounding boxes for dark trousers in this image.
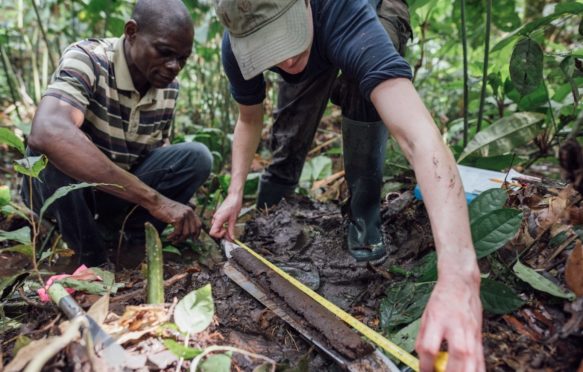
[262,0,411,188]
[21,142,212,265]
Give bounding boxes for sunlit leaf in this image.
[0,244,33,258]
[469,189,508,222]
[163,339,202,359]
[458,112,545,162]
[491,3,583,52]
[174,283,214,334]
[0,185,10,207]
[39,182,105,222]
[14,156,48,178]
[390,318,421,353]
[480,278,524,314]
[0,127,25,155]
[0,227,31,245]
[509,38,544,96]
[163,245,182,256]
[513,260,576,301]
[200,353,231,372]
[471,209,522,259]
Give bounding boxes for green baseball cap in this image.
[213,0,311,80]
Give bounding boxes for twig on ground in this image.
[110,272,190,304]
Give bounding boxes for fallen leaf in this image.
[87,294,110,326]
[4,337,54,371]
[565,241,583,297]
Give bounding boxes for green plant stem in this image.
[460,0,469,147]
[0,43,23,121]
[476,0,492,133]
[30,0,56,71]
[145,222,164,304]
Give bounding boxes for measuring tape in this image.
[233,239,448,371]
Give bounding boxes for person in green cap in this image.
[209,0,484,370]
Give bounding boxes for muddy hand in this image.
[210,193,242,240]
[150,197,201,242]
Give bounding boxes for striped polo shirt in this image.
[44,36,179,170]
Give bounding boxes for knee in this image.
[177,142,213,180]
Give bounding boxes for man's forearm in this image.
[228,108,264,197]
[371,78,479,280]
[29,119,160,210]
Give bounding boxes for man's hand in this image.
[209,193,242,240]
[416,273,484,372]
[148,196,201,242]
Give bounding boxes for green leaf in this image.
[0,244,33,258]
[174,283,214,334]
[57,275,122,295]
[0,185,10,207]
[0,127,25,155]
[471,209,523,259]
[244,172,261,196]
[14,156,48,178]
[311,156,333,180]
[579,18,583,36]
[0,227,31,245]
[380,282,433,332]
[163,246,182,256]
[492,0,520,32]
[469,189,508,222]
[199,354,231,372]
[411,252,438,282]
[480,278,524,314]
[513,260,576,301]
[163,339,202,359]
[0,272,29,301]
[390,318,421,353]
[491,3,583,53]
[200,353,231,372]
[509,38,544,96]
[39,183,105,222]
[458,112,545,162]
[89,267,117,290]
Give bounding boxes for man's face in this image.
[128,26,193,88]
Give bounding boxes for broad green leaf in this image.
[411,252,437,282]
[491,3,583,52]
[380,282,433,332]
[14,156,48,178]
[90,267,117,290]
[163,246,182,256]
[57,277,121,295]
[509,38,544,96]
[163,339,202,359]
[391,318,421,353]
[480,278,524,314]
[513,260,576,301]
[39,183,105,222]
[0,227,31,245]
[492,0,520,32]
[174,283,214,334]
[244,172,261,196]
[469,189,508,222]
[0,185,10,207]
[0,127,25,155]
[471,209,522,259]
[200,354,231,372]
[458,112,545,162]
[303,155,332,181]
[0,244,33,258]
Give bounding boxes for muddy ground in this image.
[1,187,583,371]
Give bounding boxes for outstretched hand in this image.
[209,193,242,240]
[148,196,201,242]
[416,274,485,372]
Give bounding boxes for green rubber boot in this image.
[342,117,388,262]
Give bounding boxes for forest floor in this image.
[1,177,583,371]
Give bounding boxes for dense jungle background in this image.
[1,0,583,371]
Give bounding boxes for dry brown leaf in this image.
[565,241,583,297]
[87,294,110,326]
[4,337,54,372]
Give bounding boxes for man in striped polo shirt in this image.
[22,0,212,268]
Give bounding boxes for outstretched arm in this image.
[29,96,200,241]
[371,78,484,372]
[209,103,264,240]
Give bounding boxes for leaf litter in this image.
[1,179,583,370]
